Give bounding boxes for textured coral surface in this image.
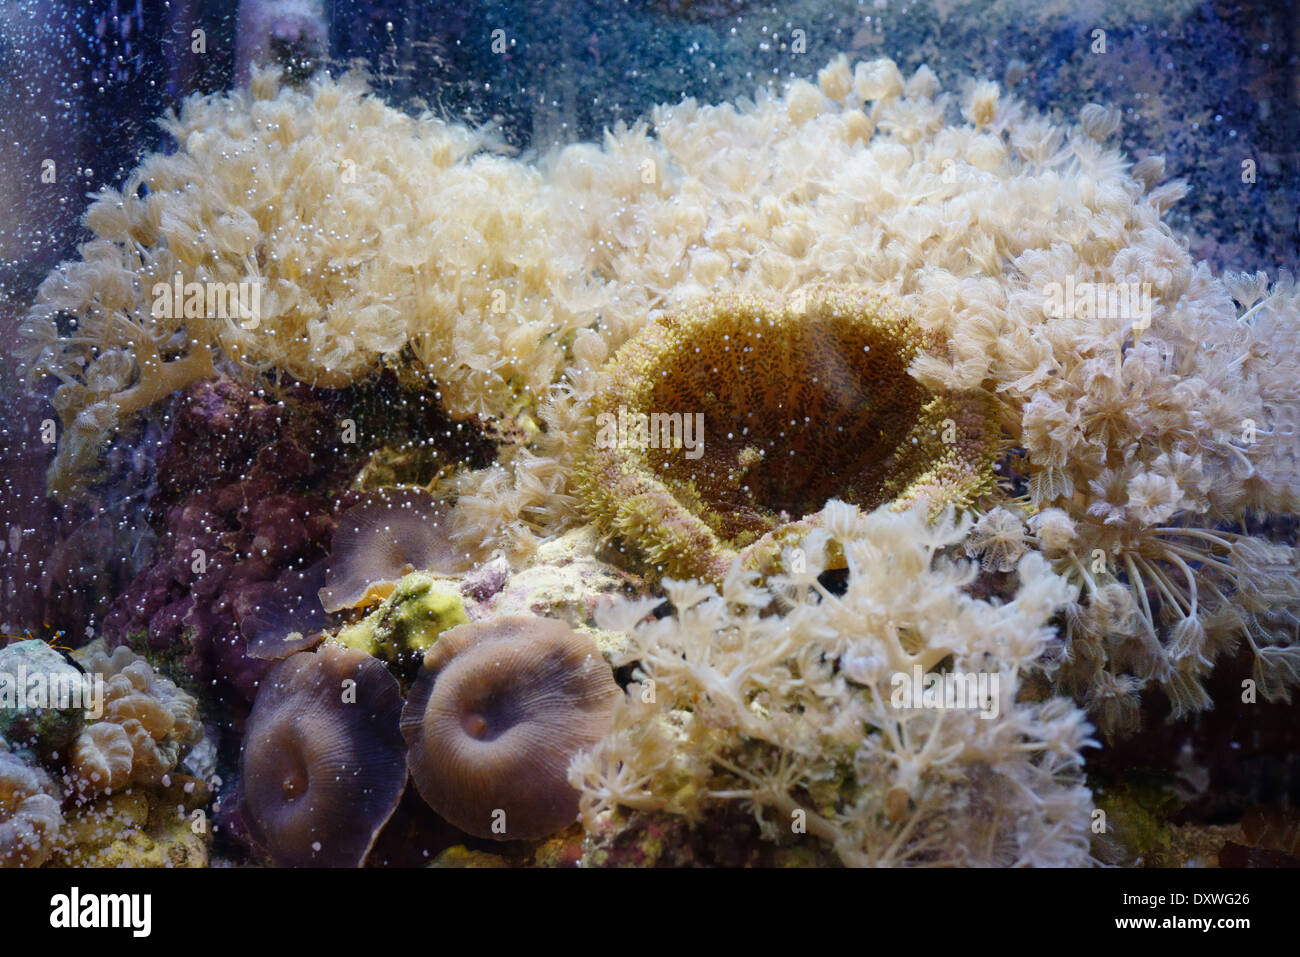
[578,286,999,580]
[7,25,1299,868]
[573,504,1095,866]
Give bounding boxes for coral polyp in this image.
[577,286,999,581]
[401,615,620,840]
[239,646,408,867]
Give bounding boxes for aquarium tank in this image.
[0,0,1297,876]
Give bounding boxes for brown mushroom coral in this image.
[239,646,408,867]
[400,616,619,841]
[319,488,471,613]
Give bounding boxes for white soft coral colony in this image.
[21,54,1300,856]
[574,504,1096,867]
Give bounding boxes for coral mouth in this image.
[579,286,998,581]
[648,301,928,537]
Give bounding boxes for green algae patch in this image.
[330,573,469,685]
[1090,773,1183,865]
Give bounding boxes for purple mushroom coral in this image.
[318,487,471,614]
[239,646,408,867]
[236,560,332,661]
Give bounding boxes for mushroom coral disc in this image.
[239,646,407,867]
[319,487,468,613]
[400,616,620,841]
[238,561,331,661]
[576,285,1000,582]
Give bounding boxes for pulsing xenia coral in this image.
[575,285,999,582]
[22,46,1300,732]
[520,51,1300,730]
[572,503,1096,867]
[943,246,1300,734]
[460,54,1290,583]
[21,65,599,494]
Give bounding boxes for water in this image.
[0,0,1298,870]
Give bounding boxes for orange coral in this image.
[576,286,999,581]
